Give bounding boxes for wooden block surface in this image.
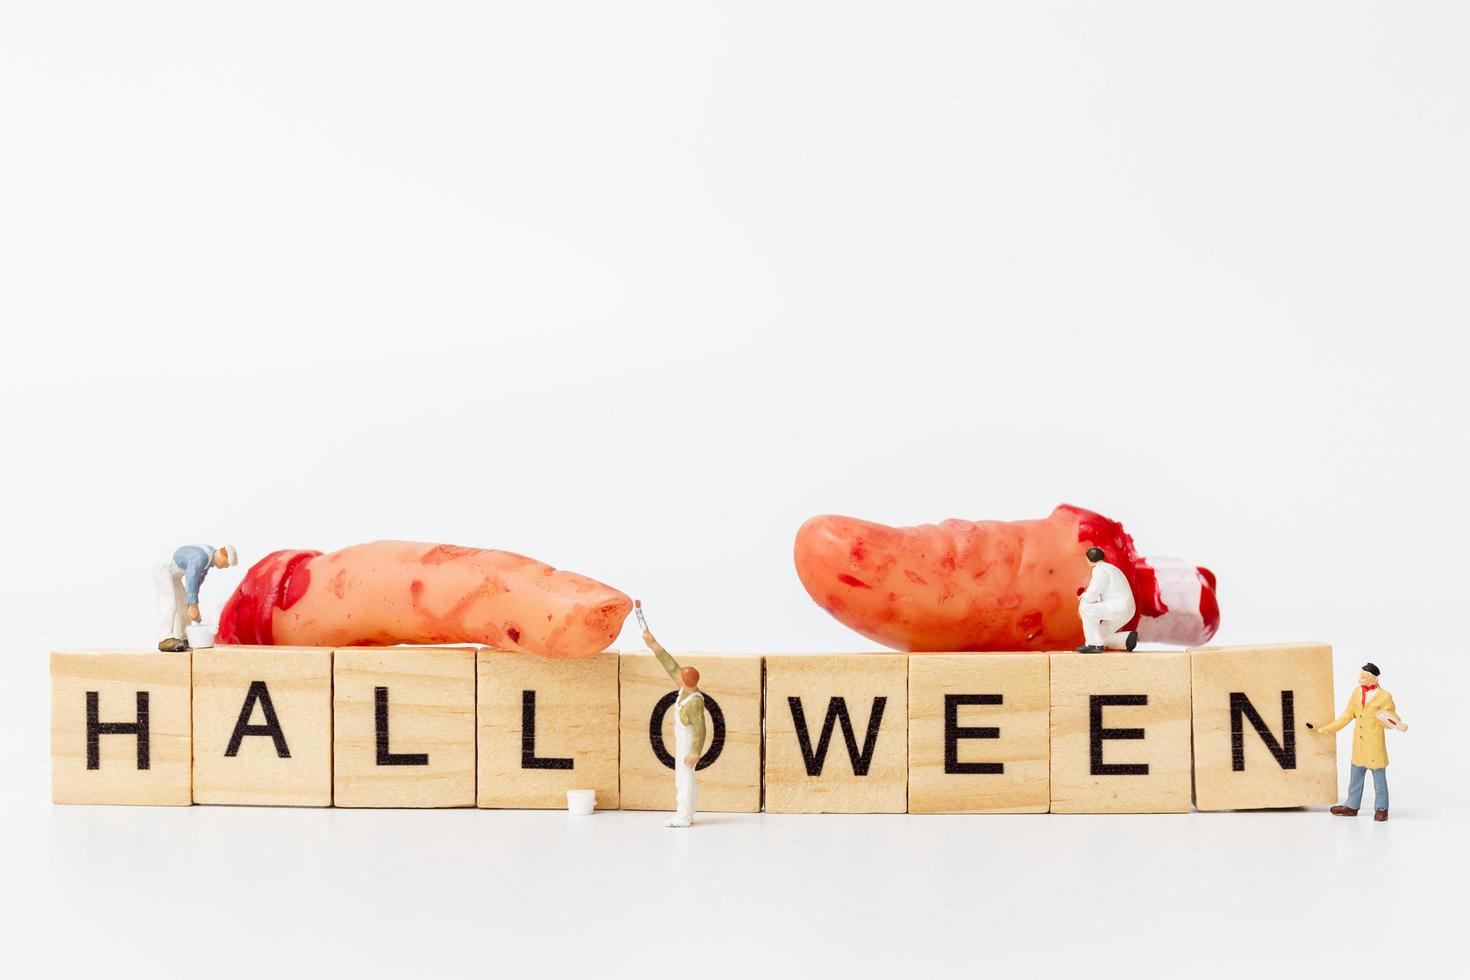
[192,646,333,806]
[1190,643,1338,811]
[477,650,619,809]
[909,654,1049,813]
[52,650,192,806]
[619,653,762,813]
[765,654,908,813]
[333,647,476,808]
[1049,651,1192,813]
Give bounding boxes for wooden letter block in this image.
[477,650,619,809]
[908,654,1049,813]
[192,646,333,806]
[1189,643,1337,811]
[334,647,476,808]
[51,650,192,806]
[619,653,762,813]
[765,654,908,813]
[1049,651,1192,813]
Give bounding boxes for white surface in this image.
[2,2,1466,976]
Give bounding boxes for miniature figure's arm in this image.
[644,631,681,684]
[1080,566,1104,603]
[179,548,211,605]
[684,695,708,762]
[1318,694,1355,735]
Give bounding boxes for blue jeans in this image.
[1346,765,1388,811]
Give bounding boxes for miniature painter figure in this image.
[154,544,238,651]
[793,505,1216,651]
[217,541,631,657]
[1076,547,1139,653]
[637,601,705,828]
[1311,663,1405,821]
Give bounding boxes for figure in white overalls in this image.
[154,544,238,651]
[637,601,708,828]
[1075,546,1139,653]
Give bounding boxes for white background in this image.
[3,2,1465,976]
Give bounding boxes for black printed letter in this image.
[86,691,149,770]
[521,690,573,770]
[945,694,1004,775]
[1229,691,1296,771]
[224,680,291,758]
[1090,694,1149,776]
[788,696,887,777]
[375,687,428,766]
[648,691,726,771]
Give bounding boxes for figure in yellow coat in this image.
[1311,663,1406,822]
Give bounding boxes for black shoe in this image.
[158,637,189,652]
[1075,645,1105,654]
[1125,631,1139,651]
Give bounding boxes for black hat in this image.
[1085,547,1106,562]
[1361,662,1380,676]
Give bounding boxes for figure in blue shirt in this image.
[154,544,238,651]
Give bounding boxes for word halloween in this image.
[50,643,1338,813]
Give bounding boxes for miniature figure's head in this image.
[213,545,238,570]
[1359,663,1380,686]
[679,666,700,691]
[1085,547,1106,565]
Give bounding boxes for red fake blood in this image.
[218,550,320,645]
[1197,566,1220,636]
[837,573,872,589]
[1059,503,1167,624]
[419,544,480,565]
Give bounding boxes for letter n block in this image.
[333,647,476,807]
[765,654,908,813]
[1049,651,1192,813]
[51,650,192,805]
[908,654,1049,813]
[1189,643,1337,811]
[618,653,762,813]
[192,646,333,806]
[477,650,619,809]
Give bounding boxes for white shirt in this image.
[1082,561,1135,615]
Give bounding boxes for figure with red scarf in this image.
[1312,663,1406,822]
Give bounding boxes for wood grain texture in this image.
[765,654,907,813]
[1189,643,1338,811]
[192,646,333,806]
[477,650,619,809]
[52,650,192,806]
[333,647,476,808]
[1049,651,1192,813]
[908,654,1049,813]
[618,653,761,813]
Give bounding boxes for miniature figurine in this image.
[217,541,631,657]
[1076,547,1139,653]
[636,600,705,828]
[793,505,1216,651]
[1310,662,1405,822]
[154,544,238,652]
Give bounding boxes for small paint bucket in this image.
[186,624,216,649]
[566,789,596,816]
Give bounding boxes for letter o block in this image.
[51,650,192,806]
[1189,643,1337,811]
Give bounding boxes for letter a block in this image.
[334,647,476,808]
[51,650,192,805]
[1189,643,1337,811]
[192,646,333,806]
[477,650,619,809]
[765,654,908,813]
[908,654,1049,813]
[1049,651,1192,813]
[619,653,762,813]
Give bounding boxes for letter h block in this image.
[51,650,192,805]
[1049,651,1193,813]
[476,650,620,809]
[618,653,762,813]
[764,654,908,813]
[333,647,477,807]
[1189,643,1337,810]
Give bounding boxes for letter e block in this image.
[1049,651,1192,813]
[619,653,761,813]
[1190,643,1337,811]
[909,654,1049,813]
[51,650,192,805]
[334,647,476,807]
[192,646,333,806]
[477,650,619,809]
[765,654,908,813]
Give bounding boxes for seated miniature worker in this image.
[1312,663,1405,822]
[638,602,706,828]
[1076,547,1139,653]
[154,544,237,651]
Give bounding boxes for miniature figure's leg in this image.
[1371,768,1388,811]
[154,562,182,640]
[667,761,696,827]
[1078,605,1106,647]
[1102,621,1135,650]
[172,575,190,637]
[1345,765,1366,809]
